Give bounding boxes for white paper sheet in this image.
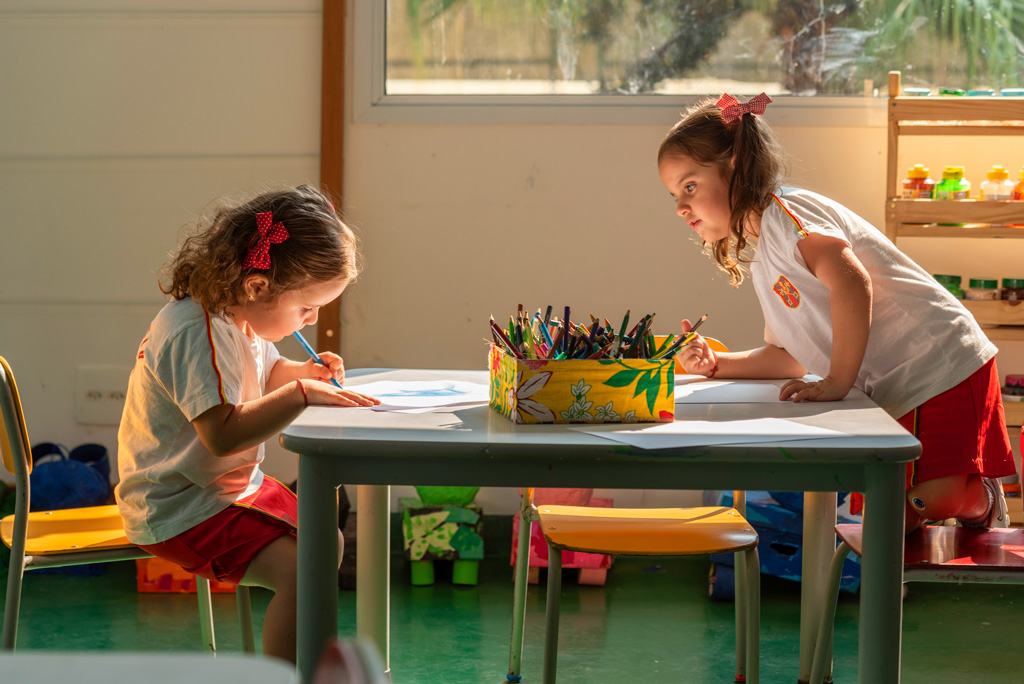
[573,417,846,450]
[348,380,490,411]
[673,376,822,404]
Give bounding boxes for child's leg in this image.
[241,535,298,663]
[905,473,989,528]
[240,529,344,664]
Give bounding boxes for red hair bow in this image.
[242,212,290,270]
[716,92,773,124]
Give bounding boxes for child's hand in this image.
[303,351,345,386]
[675,318,718,377]
[301,380,381,407]
[779,375,850,403]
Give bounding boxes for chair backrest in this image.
[0,356,31,480]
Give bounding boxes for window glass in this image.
[385,1,1024,96]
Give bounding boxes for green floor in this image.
[3,552,1020,683]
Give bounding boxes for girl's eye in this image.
[684,182,696,193]
[300,307,314,313]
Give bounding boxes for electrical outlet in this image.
[75,365,131,425]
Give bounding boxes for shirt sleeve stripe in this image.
[772,194,808,237]
[203,310,228,405]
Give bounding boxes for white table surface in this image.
[0,652,298,683]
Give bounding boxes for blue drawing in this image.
[376,384,469,397]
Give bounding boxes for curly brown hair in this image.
[160,185,360,313]
[657,97,787,287]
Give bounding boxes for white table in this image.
[281,368,920,683]
[0,652,298,683]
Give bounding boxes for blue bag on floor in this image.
[27,442,112,576]
[30,442,112,512]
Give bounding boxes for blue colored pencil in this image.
[292,331,344,388]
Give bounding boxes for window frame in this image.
[351,0,888,128]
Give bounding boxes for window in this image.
[355,1,1024,124]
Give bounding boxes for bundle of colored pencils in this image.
[488,305,706,361]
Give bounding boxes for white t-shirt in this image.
[115,297,281,545]
[751,187,996,419]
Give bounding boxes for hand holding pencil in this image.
[291,330,380,407]
[672,316,718,377]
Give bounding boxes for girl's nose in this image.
[306,309,319,325]
[676,200,689,218]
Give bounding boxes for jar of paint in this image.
[981,166,1015,200]
[1004,375,1024,397]
[935,166,970,200]
[933,274,964,298]
[901,164,935,198]
[939,87,966,96]
[965,279,1000,300]
[1014,168,1024,200]
[1001,88,1024,97]
[1001,278,1024,301]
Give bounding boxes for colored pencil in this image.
[292,331,344,388]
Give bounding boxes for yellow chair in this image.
[506,338,761,684]
[0,355,255,653]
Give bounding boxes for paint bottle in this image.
[901,164,935,198]
[1014,167,1024,200]
[939,87,966,96]
[935,166,971,200]
[981,166,1015,200]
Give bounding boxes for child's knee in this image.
[906,474,974,520]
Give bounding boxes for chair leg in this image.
[236,585,256,654]
[1,547,25,650]
[196,576,216,654]
[508,499,534,681]
[542,541,563,684]
[809,542,851,684]
[742,546,760,684]
[734,550,747,681]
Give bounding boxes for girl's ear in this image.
[243,274,271,302]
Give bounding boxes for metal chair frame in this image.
[0,355,255,653]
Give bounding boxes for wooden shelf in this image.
[887,73,1024,431]
[1004,400,1024,428]
[886,200,1024,234]
[982,326,1024,342]
[890,96,1024,129]
[963,300,1024,327]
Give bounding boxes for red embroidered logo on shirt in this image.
[773,275,801,308]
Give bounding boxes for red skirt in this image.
[138,476,298,585]
[899,357,1016,489]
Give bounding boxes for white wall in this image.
[2,2,1020,516]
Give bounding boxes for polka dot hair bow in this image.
[242,212,290,270]
[716,92,773,124]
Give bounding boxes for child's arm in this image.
[192,379,378,457]
[780,233,872,403]
[677,335,807,379]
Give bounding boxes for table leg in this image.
[297,456,341,684]
[859,462,905,684]
[798,491,836,683]
[357,484,391,673]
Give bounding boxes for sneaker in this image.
[960,478,1010,528]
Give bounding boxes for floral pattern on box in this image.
[488,345,674,424]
